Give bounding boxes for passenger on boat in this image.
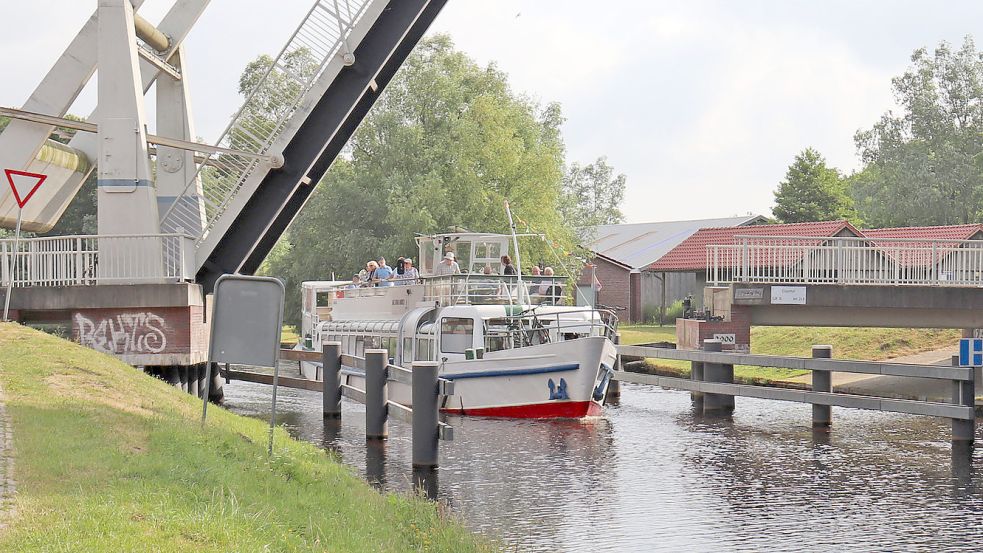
[348,275,361,288]
[501,255,517,275]
[539,267,562,304]
[364,261,379,286]
[434,252,460,276]
[375,257,395,286]
[531,265,541,276]
[482,264,493,275]
[395,256,405,276]
[399,257,419,283]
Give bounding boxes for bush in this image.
[643,299,685,324]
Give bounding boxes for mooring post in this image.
[691,359,704,409]
[702,339,732,415]
[951,354,976,443]
[812,345,832,429]
[365,349,389,440]
[411,361,440,468]
[322,341,342,419]
[606,333,622,400]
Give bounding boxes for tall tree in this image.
[853,37,983,227]
[561,156,626,242]
[268,35,578,324]
[773,148,858,224]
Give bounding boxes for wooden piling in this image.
[411,361,440,468]
[365,350,388,440]
[322,341,342,419]
[812,345,832,429]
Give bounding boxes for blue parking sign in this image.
[958,338,983,367]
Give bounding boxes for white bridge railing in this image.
[707,235,983,287]
[0,233,195,287]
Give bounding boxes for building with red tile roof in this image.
[648,220,862,272]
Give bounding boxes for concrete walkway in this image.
[0,385,14,530]
[777,346,966,403]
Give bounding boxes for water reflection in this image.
[222,380,983,552]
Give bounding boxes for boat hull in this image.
[302,336,617,419]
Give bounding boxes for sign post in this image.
[3,169,46,321]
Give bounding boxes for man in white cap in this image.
[433,251,460,276]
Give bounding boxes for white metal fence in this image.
[159,0,378,243]
[707,235,983,287]
[0,234,195,287]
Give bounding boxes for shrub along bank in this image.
[0,323,490,552]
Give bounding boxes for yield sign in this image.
[4,169,47,208]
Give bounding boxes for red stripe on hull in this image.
[442,400,602,419]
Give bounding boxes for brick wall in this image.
[579,257,635,321]
[675,305,751,351]
[71,306,208,366]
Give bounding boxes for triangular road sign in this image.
[4,169,47,208]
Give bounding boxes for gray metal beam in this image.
[613,371,976,420]
[618,345,974,381]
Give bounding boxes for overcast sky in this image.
[3,1,983,223]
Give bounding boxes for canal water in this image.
[223,379,983,552]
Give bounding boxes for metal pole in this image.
[702,339,732,415]
[365,349,388,440]
[3,208,22,321]
[322,341,342,418]
[412,361,440,468]
[812,345,832,429]
[267,348,282,455]
[952,354,976,443]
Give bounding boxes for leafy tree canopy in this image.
[267,35,599,324]
[561,156,626,242]
[772,148,858,224]
[852,37,983,227]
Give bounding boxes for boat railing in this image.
[486,307,620,350]
[420,274,567,306]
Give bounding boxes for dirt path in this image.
[0,385,15,530]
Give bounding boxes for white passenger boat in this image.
[296,231,618,418]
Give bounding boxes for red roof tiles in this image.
[862,224,983,241]
[648,220,862,271]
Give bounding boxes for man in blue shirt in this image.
[374,256,395,286]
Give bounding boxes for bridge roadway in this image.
[720,282,983,329]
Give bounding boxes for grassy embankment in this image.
[620,324,961,383]
[0,323,491,552]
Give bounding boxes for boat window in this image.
[402,337,413,365]
[316,291,332,307]
[355,337,365,357]
[365,335,381,350]
[484,319,512,352]
[440,317,474,354]
[415,338,433,361]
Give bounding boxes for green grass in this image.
[281,325,300,345]
[0,323,491,552]
[621,324,961,383]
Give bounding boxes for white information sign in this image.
[713,333,736,345]
[771,286,807,305]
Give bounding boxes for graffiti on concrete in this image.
[75,312,168,355]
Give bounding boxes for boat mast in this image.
[504,200,526,304]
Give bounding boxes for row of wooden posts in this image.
[316,342,453,468]
[616,339,977,443]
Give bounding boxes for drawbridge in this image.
[0,0,446,292]
[0,0,447,372]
